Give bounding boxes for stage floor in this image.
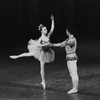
[0,42,100,100]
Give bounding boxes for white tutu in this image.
[27,39,55,63]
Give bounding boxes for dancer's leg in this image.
[10,52,33,59]
[40,61,46,89]
[67,60,79,93]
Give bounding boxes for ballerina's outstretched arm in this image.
[53,43,62,47]
[53,40,67,47]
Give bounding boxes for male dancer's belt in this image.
[67,52,75,55]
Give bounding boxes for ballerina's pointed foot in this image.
[9,56,18,59]
[67,89,78,94]
[41,81,46,90]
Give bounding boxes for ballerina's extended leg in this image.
[9,52,32,59]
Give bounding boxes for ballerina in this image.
[10,15,55,90]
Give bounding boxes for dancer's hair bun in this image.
[38,24,44,31]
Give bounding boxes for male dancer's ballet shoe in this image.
[41,82,46,90]
[9,56,18,59]
[67,89,78,94]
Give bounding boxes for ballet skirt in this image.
[27,39,42,60]
[27,38,55,63]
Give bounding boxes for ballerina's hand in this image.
[50,15,54,20]
[49,43,53,47]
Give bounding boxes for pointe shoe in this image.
[67,89,78,94]
[9,56,18,59]
[41,82,46,90]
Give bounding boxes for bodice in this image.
[41,36,49,44]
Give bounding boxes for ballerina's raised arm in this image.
[47,15,55,38]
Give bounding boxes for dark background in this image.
[0,0,100,50]
[0,1,100,98]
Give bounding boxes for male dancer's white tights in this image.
[67,60,79,93]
